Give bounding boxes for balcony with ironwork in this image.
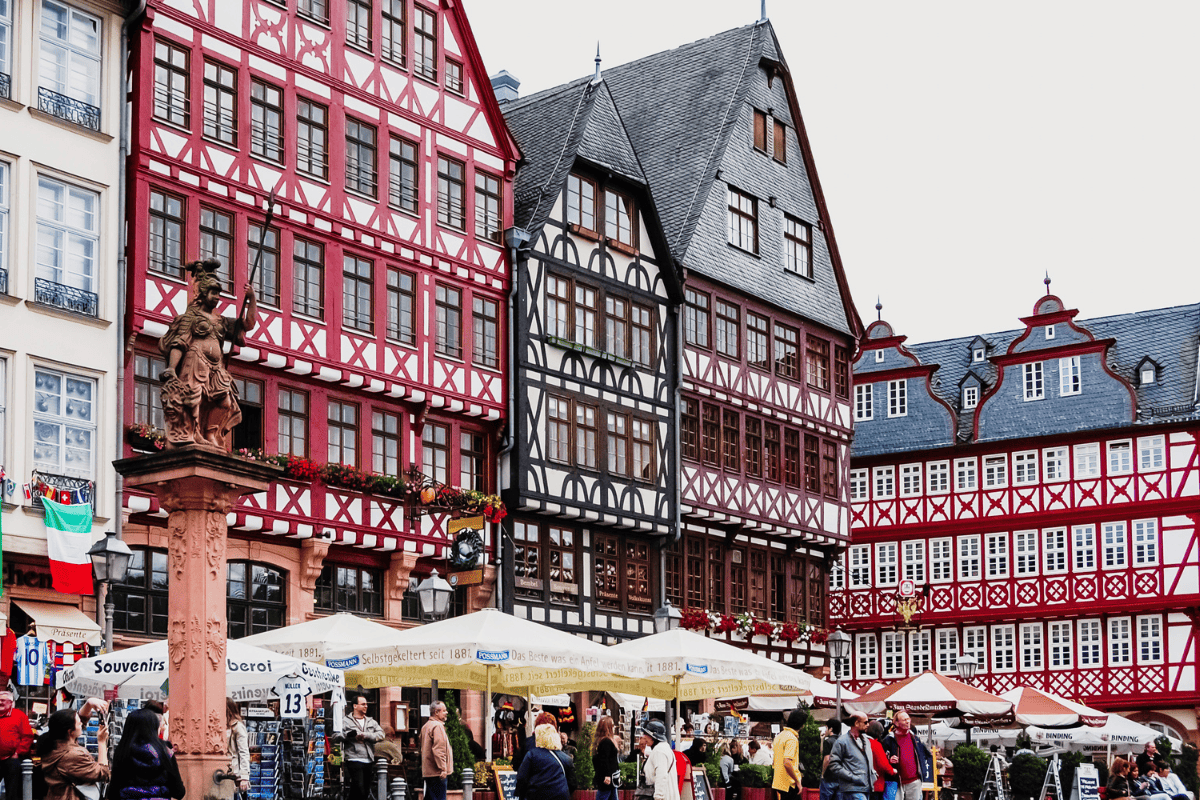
[34,277,99,317]
[0,268,7,296]
[0,73,11,102]
[38,87,101,132]
[29,471,95,510]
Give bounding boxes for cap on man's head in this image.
[639,719,668,743]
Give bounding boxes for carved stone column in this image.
[465,565,497,613]
[298,537,331,621]
[386,551,422,619]
[116,447,278,800]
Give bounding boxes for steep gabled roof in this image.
[445,2,521,165]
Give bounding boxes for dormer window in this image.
[963,385,978,409]
[1141,366,1155,385]
[973,348,985,363]
[875,350,885,363]
[1137,358,1158,387]
[1045,325,1055,340]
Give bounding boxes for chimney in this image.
[490,70,520,103]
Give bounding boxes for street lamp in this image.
[826,628,852,722]
[87,531,132,652]
[413,570,454,621]
[955,653,980,745]
[653,600,682,633]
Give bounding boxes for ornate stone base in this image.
[115,447,280,800]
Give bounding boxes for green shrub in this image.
[1157,736,1176,768]
[443,694,473,790]
[1178,743,1199,797]
[1056,751,1090,798]
[620,761,641,788]
[739,764,773,788]
[797,712,823,788]
[1009,754,1048,800]
[950,744,990,798]
[706,762,722,789]
[575,722,596,790]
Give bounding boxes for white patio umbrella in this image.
[239,612,406,663]
[1028,712,1161,750]
[716,677,857,720]
[58,638,344,702]
[843,671,1013,718]
[1001,687,1108,728]
[928,721,1021,745]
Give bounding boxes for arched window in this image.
[227,561,286,639]
[112,548,169,637]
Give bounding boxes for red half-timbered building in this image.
[117,0,519,724]
[833,294,1200,744]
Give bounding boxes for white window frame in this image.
[39,0,103,107]
[829,558,845,592]
[873,465,894,499]
[1045,324,1055,340]
[1059,356,1081,396]
[955,458,977,491]
[1137,615,1162,664]
[887,378,907,417]
[1073,524,1096,572]
[1014,529,1038,576]
[36,175,100,293]
[875,349,885,363]
[1043,446,1068,483]
[962,384,978,409]
[0,2,12,78]
[1023,362,1044,401]
[882,631,906,679]
[848,545,870,589]
[983,454,1007,488]
[1074,443,1100,479]
[1020,622,1043,671]
[972,347,985,363]
[1107,440,1133,476]
[930,538,953,583]
[1138,435,1165,472]
[900,463,922,497]
[1049,620,1073,669]
[1043,528,1068,574]
[963,625,987,667]
[985,532,1009,579]
[31,366,98,479]
[927,461,949,495]
[959,534,981,581]
[0,160,9,282]
[875,542,898,587]
[856,633,878,680]
[849,468,869,502]
[0,357,7,472]
[854,384,873,421]
[903,540,925,583]
[1140,365,1156,386]
[1133,519,1158,566]
[1013,450,1039,485]
[1108,617,1132,666]
[936,628,958,674]
[992,624,1016,673]
[909,629,932,675]
[1102,521,1127,569]
[1078,619,1102,667]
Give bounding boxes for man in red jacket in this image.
[0,691,34,800]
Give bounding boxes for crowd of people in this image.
[1107,742,1193,800]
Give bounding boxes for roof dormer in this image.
[968,336,989,364]
[1137,356,1160,387]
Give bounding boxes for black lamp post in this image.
[826,628,852,722]
[653,600,682,633]
[955,653,980,745]
[87,531,132,652]
[412,570,454,702]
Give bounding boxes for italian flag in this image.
[42,499,94,595]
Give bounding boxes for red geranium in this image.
[714,614,739,634]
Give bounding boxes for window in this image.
[1107,440,1132,475]
[959,535,981,581]
[875,350,885,363]
[605,190,635,248]
[963,385,978,409]
[973,347,985,363]
[36,177,99,300]
[386,268,416,346]
[460,430,485,490]
[1059,356,1081,396]
[1043,446,1068,482]
[0,162,8,284]
[1023,362,1044,401]
[955,458,977,491]
[983,455,1007,488]
[1049,621,1072,669]
[346,0,372,50]
[345,118,378,197]
[385,138,420,215]
[203,60,237,145]
[605,295,627,358]
[721,410,740,472]
[437,156,466,229]
[198,207,233,288]
[873,466,894,499]
[903,541,925,583]
[683,288,709,348]
[472,171,503,241]
[1108,617,1132,666]
[823,441,838,496]
[445,59,464,94]
[963,626,987,668]
[132,353,166,430]
[726,187,757,253]
[936,629,959,674]
[153,39,190,128]
[342,255,373,333]
[512,521,542,597]
[607,412,628,476]
[1138,435,1165,472]
[575,283,598,348]
[1074,443,1100,478]
[715,300,739,359]
[752,109,767,151]
[148,190,185,278]
[232,377,263,451]
[372,410,400,475]
[875,542,897,586]
[746,313,770,369]
[680,398,699,462]
[1078,619,1102,667]
[849,468,868,501]
[422,422,448,483]
[930,538,952,582]
[326,400,358,466]
[632,418,654,481]
[1102,521,1126,569]
[435,284,462,358]
[1013,450,1038,485]
[834,346,850,398]
[39,1,101,113]
[882,632,905,678]
[986,532,1009,579]
[413,5,437,82]
[473,296,499,368]
[1073,524,1095,571]
[888,379,907,417]
[909,630,932,675]
[574,402,598,469]
[545,274,570,339]
[1043,528,1067,574]
[700,404,719,466]
[803,435,819,492]
[992,625,1015,672]
[744,418,763,479]
[829,558,845,592]
[292,238,324,319]
[112,548,168,636]
[1133,519,1158,566]
[545,396,570,464]
[855,384,873,421]
[856,634,878,680]
[381,0,405,66]
[548,527,577,604]
[566,174,598,233]
[900,463,922,497]
[297,98,329,179]
[298,0,329,23]
[784,216,811,277]
[248,223,280,307]
[0,3,10,85]
[772,118,787,163]
[631,304,653,367]
[764,424,781,482]
[847,545,870,589]
[315,564,382,616]
[1014,530,1038,576]
[928,461,949,494]
[1140,364,1157,386]
[250,79,284,163]
[1137,615,1162,664]
[1045,324,1055,340]
[277,389,308,457]
[227,561,285,638]
[33,368,95,478]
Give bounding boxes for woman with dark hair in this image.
[106,709,184,800]
[38,709,109,800]
[593,716,620,800]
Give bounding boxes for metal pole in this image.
[390,777,407,800]
[834,660,844,723]
[463,768,475,800]
[377,757,389,800]
[21,758,32,800]
[104,584,115,653]
[432,679,438,703]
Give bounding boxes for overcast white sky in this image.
[466,0,1199,344]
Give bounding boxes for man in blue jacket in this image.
[826,713,875,800]
[881,712,933,800]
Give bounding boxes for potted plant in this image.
[574,722,596,800]
[950,744,989,800]
[738,764,773,800]
[1009,754,1048,800]
[797,712,823,800]
[445,694,474,794]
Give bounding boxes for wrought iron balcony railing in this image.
[0,73,10,102]
[38,87,101,132]
[0,268,7,296]
[29,471,95,510]
[34,277,99,317]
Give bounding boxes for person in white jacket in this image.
[638,720,680,800]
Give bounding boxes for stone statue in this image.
[159,259,257,451]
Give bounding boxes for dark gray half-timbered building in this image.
[500,72,683,637]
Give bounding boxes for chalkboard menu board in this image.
[692,767,713,800]
[496,767,520,800]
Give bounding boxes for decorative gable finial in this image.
[592,42,602,85]
[876,296,883,321]
[1044,271,1051,293]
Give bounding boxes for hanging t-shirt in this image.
[273,675,312,719]
[330,685,345,733]
[14,636,46,686]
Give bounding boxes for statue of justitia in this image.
[158,259,258,451]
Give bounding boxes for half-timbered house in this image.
[117,0,519,726]
[835,295,1200,744]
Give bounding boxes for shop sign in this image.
[448,569,483,587]
[3,563,53,590]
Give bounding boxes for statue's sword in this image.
[241,184,280,322]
